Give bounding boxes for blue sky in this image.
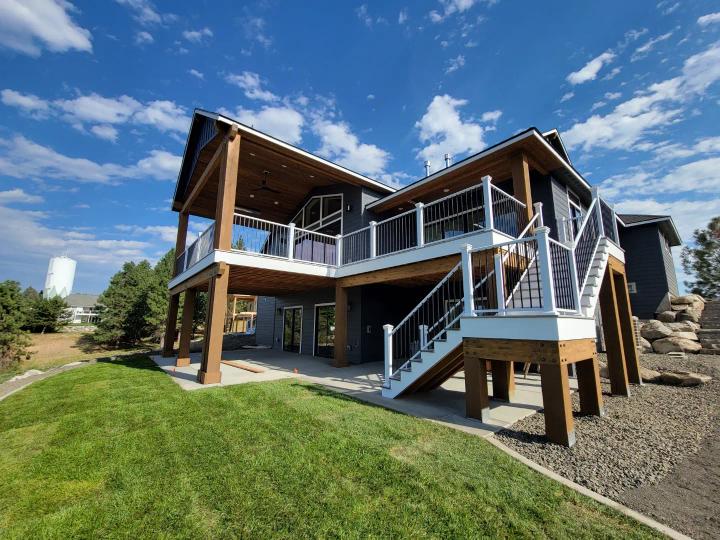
[0,0,719,293]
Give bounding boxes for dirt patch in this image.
[27,333,100,366]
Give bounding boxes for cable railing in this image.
[422,184,486,244]
[375,209,417,256]
[491,185,529,238]
[341,226,370,265]
[293,229,337,265]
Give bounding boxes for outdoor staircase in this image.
[698,300,720,355]
[579,238,610,317]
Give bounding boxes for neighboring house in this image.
[162,110,645,446]
[64,293,100,324]
[617,214,682,319]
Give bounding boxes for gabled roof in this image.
[542,129,572,165]
[65,293,99,308]
[617,214,682,246]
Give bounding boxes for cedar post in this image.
[333,283,348,367]
[490,360,515,402]
[576,357,605,416]
[599,267,630,396]
[511,152,533,223]
[613,270,642,384]
[464,356,490,422]
[198,265,229,384]
[176,288,196,367]
[540,362,575,447]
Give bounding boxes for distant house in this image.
[617,214,682,319]
[65,293,100,324]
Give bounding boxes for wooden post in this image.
[198,265,228,384]
[511,152,533,223]
[490,360,515,402]
[176,288,196,367]
[576,357,605,416]
[464,356,490,422]
[540,362,575,447]
[161,294,179,357]
[482,176,494,230]
[599,267,630,396]
[333,283,348,367]
[213,127,240,250]
[174,212,189,274]
[613,270,642,384]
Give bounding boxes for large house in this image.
[163,110,648,447]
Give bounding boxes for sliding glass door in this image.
[314,304,335,358]
[283,307,302,353]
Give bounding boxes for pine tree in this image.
[0,281,32,369]
[27,296,70,333]
[681,216,720,299]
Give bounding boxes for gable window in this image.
[291,194,343,234]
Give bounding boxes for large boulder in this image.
[667,321,700,332]
[672,294,704,305]
[657,310,676,323]
[640,367,662,383]
[677,310,701,323]
[659,370,711,387]
[641,320,673,341]
[652,336,703,354]
[671,331,698,341]
[639,337,653,352]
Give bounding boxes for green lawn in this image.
[0,355,659,539]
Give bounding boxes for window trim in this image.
[291,193,344,234]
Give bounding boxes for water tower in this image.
[44,256,76,299]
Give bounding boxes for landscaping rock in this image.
[671,331,699,341]
[671,303,692,311]
[598,361,609,379]
[677,310,701,323]
[672,294,704,305]
[639,337,653,352]
[657,311,676,323]
[640,367,662,383]
[641,320,673,341]
[652,336,703,354]
[667,321,700,332]
[659,370,712,387]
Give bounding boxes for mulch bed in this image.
[495,353,720,540]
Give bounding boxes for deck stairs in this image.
[578,238,610,317]
[699,300,720,355]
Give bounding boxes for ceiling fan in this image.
[252,170,281,194]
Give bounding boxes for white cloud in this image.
[241,16,271,48]
[429,0,480,23]
[115,0,174,26]
[398,8,408,24]
[0,0,92,57]
[415,94,487,170]
[55,93,140,125]
[567,51,615,85]
[658,1,679,15]
[225,71,278,102]
[0,188,43,204]
[367,94,375,100]
[116,224,180,243]
[604,91,622,100]
[90,124,119,142]
[560,91,574,103]
[1,88,49,117]
[445,54,466,74]
[0,135,181,183]
[134,30,154,45]
[182,27,212,43]
[481,110,502,123]
[564,42,720,152]
[188,68,204,80]
[615,197,720,242]
[590,101,606,111]
[356,4,373,27]
[697,12,720,26]
[225,106,304,145]
[602,67,622,81]
[313,119,389,176]
[134,100,190,132]
[631,31,673,61]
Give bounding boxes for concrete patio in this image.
[151,348,578,439]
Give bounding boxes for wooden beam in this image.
[169,262,226,296]
[214,127,240,250]
[510,152,533,223]
[540,362,575,447]
[613,270,642,384]
[333,283,348,367]
[176,288,196,367]
[490,360,515,402]
[576,356,605,416]
[174,212,189,276]
[337,255,459,288]
[464,355,490,422]
[198,267,230,384]
[599,266,630,396]
[463,337,596,365]
[181,141,224,214]
[161,293,180,357]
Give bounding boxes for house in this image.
[617,214,682,319]
[163,110,643,447]
[64,293,100,324]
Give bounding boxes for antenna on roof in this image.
[444,154,452,168]
[424,160,431,177]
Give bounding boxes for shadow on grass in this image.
[96,354,161,372]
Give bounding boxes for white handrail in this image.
[571,198,597,248]
[490,184,527,208]
[233,212,290,229]
[516,212,539,240]
[374,206,417,227]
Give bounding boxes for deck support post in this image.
[176,288,196,367]
[612,266,642,384]
[540,362,575,447]
[576,356,605,416]
[490,360,515,402]
[198,264,228,384]
[213,127,240,251]
[161,293,179,357]
[511,152,533,223]
[464,356,490,422]
[333,283,349,367]
[599,264,630,396]
[482,176,494,230]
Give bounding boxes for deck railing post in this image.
[558,217,569,245]
[383,324,394,381]
[336,234,343,267]
[482,175,494,230]
[568,244,582,312]
[494,253,505,315]
[288,223,296,261]
[610,203,620,242]
[415,202,425,248]
[592,187,604,237]
[369,221,377,258]
[419,324,428,350]
[533,202,544,227]
[461,244,476,317]
[536,226,557,313]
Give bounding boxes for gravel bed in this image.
[495,353,720,500]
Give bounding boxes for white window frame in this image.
[281,305,303,354]
[291,193,344,234]
[312,302,336,358]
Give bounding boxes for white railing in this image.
[232,214,291,258]
[375,208,418,256]
[491,185,529,238]
[293,228,338,265]
[422,183,486,244]
[341,226,370,264]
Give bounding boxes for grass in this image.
[0,333,148,384]
[0,355,661,539]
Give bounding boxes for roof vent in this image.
[444,154,452,168]
[424,160,431,177]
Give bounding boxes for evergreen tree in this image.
[26,296,70,333]
[681,216,720,299]
[0,281,32,369]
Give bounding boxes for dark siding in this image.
[294,184,384,235]
[528,172,574,241]
[619,223,676,318]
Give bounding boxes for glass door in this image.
[283,307,302,353]
[314,305,335,358]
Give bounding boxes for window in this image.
[291,194,343,234]
[628,282,637,294]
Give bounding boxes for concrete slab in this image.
[151,349,577,439]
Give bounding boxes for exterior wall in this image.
[659,229,679,296]
[529,172,574,241]
[255,296,277,346]
[619,223,676,318]
[294,184,384,235]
